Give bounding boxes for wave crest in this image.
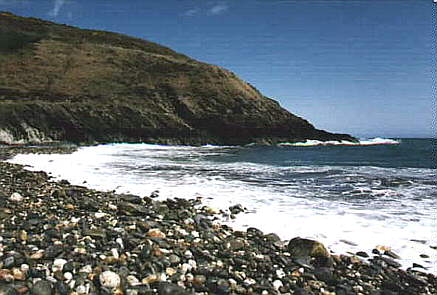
[278,137,400,147]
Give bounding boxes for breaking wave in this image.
[8,139,436,273]
[278,137,400,147]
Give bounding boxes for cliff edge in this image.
[0,12,355,145]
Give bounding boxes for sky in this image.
[1,0,435,138]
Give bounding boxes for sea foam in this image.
[278,137,400,146]
[8,142,436,274]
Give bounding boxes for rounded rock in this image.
[52,259,68,272]
[356,251,369,258]
[0,285,19,295]
[156,282,190,295]
[147,228,166,238]
[75,285,87,295]
[10,192,23,202]
[12,268,26,280]
[0,269,14,281]
[31,280,53,295]
[126,275,140,286]
[54,281,69,295]
[287,237,330,259]
[79,265,92,274]
[99,271,121,289]
[142,274,159,285]
[168,254,181,265]
[272,280,283,290]
[193,275,206,286]
[64,272,73,281]
[4,256,15,268]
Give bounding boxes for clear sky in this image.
[1,0,435,138]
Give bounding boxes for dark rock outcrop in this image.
[0,12,356,145]
[288,237,330,259]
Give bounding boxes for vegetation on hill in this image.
[0,11,355,145]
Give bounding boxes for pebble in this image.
[52,259,68,272]
[63,272,73,281]
[99,271,121,289]
[228,278,237,288]
[75,285,87,295]
[412,263,426,269]
[4,256,15,268]
[184,250,193,259]
[0,269,14,281]
[356,251,369,258]
[168,254,181,265]
[148,228,166,238]
[384,250,401,259]
[142,274,159,284]
[94,212,107,218]
[73,248,86,254]
[116,238,124,249]
[1,285,19,295]
[10,192,23,202]
[20,264,29,272]
[229,204,245,214]
[156,282,190,295]
[79,265,92,273]
[276,268,285,278]
[272,279,283,290]
[380,257,402,268]
[243,278,256,286]
[111,248,120,259]
[165,267,176,276]
[193,275,206,286]
[0,156,435,295]
[64,204,75,210]
[31,280,53,295]
[375,245,391,252]
[12,268,26,280]
[126,275,140,286]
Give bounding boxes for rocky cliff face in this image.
[0,12,355,145]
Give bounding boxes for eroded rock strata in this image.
[0,12,355,145]
[0,148,435,295]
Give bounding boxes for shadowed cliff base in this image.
[0,12,356,145]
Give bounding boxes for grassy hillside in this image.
[0,12,355,145]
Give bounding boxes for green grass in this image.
[0,30,45,53]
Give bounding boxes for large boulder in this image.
[287,237,330,259]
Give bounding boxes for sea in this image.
[8,138,437,273]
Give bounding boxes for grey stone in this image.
[31,280,53,295]
[156,282,190,295]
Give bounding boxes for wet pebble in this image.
[384,250,401,259]
[356,251,369,258]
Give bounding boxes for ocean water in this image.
[9,138,437,273]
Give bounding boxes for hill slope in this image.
[0,12,355,145]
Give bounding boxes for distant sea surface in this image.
[9,138,437,273]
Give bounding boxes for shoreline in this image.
[0,146,436,295]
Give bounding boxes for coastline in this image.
[0,146,436,295]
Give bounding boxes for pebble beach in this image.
[0,146,436,295]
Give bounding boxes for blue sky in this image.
[1,0,435,138]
